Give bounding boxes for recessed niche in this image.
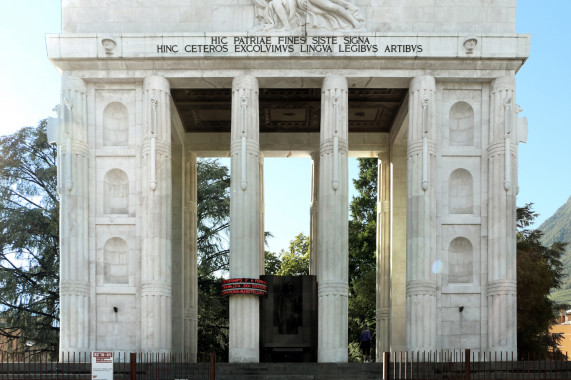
[104,169,129,215]
[103,102,129,146]
[449,101,474,147]
[104,237,129,284]
[448,237,473,284]
[449,168,473,215]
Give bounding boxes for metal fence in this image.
[382,350,571,380]
[0,351,213,380]
[1,350,570,379]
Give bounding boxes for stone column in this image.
[229,75,261,363]
[317,76,349,363]
[309,151,320,276]
[376,150,391,359]
[183,151,198,359]
[141,76,172,353]
[487,76,517,355]
[406,75,437,353]
[59,75,90,356]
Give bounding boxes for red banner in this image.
[221,278,268,297]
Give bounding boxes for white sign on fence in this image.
[91,352,113,380]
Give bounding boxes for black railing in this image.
[0,351,213,380]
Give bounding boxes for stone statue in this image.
[253,0,364,31]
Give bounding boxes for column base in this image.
[318,347,348,363]
[229,348,259,363]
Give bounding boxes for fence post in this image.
[383,351,390,380]
[209,352,216,380]
[130,352,137,380]
[465,349,470,380]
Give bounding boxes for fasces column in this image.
[183,151,198,359]
[487,76,517,355]
[309,151,320,276]
[406,75,437,353]
[141,76,172,352]
[59,76,90,356]
[317,76,349,363]
[229,75,261,363]
[376,150,391,358]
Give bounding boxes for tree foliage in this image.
[347,158,377,361]
[196,159,231,360]
[275,233,310,276]
[0,121,59,354]
[517,203,567,355]
[197,159,231,278]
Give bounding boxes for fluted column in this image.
[183,151,198,359]
[487,76,517,355]
[406,75,437,353]
[376,150,391,359]
[59,75,90,357]
[141,76,172,353]
[229,75,261,363]
[317,76,349,363]
[309,151,320,276]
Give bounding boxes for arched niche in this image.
[103,237,129,284]
[104,169,129,215]
[448,237,473,284]
[103,102,129,146]
[449,101,474,147]
[449,168,473,215]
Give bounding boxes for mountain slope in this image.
[540,196,571,304]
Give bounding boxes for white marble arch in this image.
[104,169,129,215]
[449,101,474,147]
[103,237,129,284]
[448,168,473,215]
[447,237,473,284]
[103,102,129,147]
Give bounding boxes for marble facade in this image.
[48,0,528,362]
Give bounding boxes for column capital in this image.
[322,75,348,92]
[143,75,170,92]
[410,75,435,92]
[490,75,516,93]
[232,75,259,92]
[61,75,87,92]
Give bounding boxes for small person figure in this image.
[359,325,371,362]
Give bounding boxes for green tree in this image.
[264,250,282,275]
[347,158,377,361]
[196,159,231,361]
[197,159,231,277]
[275,233,310,276]
[517,203,567,355]
[0,121,59,354]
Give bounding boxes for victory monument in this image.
[47,0,529,363]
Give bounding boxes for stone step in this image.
[215,363,384,380]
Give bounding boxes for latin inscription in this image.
[155,36,423,56]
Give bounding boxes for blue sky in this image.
[0,1,569,253]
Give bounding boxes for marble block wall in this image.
[434,81,490,352]
[61,0,516,34]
